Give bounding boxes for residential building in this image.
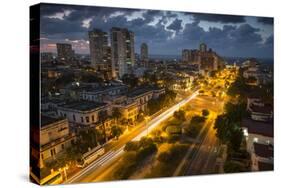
[241,118,273,171]
[80,84,128,102]
[56,43,74,61]
[40,116,76,165]
[140,43,148,67]
[247,98,273,122]
[182,43,224,75]
[251,143,273,171]
[57,101,111,126]
[127,87,165,112]
[110,27,135,78]
[88,29,111,71]
[113,101,139,123]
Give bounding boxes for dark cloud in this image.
[192,13,246,23]
[257,17,273,25]
[167,18,182,32]
[39,3,273,58]
[265,34,273,45]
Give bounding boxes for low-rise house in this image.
[40,116,76,166]
[248,103,273,122]
[128,87,153,112]
[241,118,273,171]
[57,101,111,127]
[80,84,128,102]
[242,118,273,150]
[113,100,139,123]
[251,143,273,171]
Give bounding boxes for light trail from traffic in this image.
[66,90,199,184]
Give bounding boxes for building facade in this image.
[57,101,111,126]
[56,43,74,61]
[110,27,135,78]
[140,43,148,67]
[88,29,110,71]
[40,116,76,165]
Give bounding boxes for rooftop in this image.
[250,104,273,114]
[59,101,107,111]
[127,87,153,98]
[70,84,127,93]
[254,143,273,158]
[241,118,273,137]
[41,115,65,128]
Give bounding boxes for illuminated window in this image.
[253,137,258,143]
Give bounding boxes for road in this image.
[65,90,199,184]
[184,116,219,175]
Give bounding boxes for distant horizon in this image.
[41,51,274,60]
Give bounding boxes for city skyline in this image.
[40,3,273,59]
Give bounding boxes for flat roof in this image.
[59,101,107,111]
[41,115,65,127]
[254,143,273,158]
[242,118,273,137]
[127,87,153,98]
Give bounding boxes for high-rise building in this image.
[88,29,110,70]
[182,49,199,63]
[110,27,135,78]
[56,43,74,61]
[182,49,190,63]
[199,43,207,52]
[140,43,148,67]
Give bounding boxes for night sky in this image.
[40,3,274,59]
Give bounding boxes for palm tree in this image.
[98,110,109,143]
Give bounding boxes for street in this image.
[65,90,199,184]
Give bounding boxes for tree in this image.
[228,128,243,151]
[111,125,123,140]
[224,102,247,122]
[112,108,122,123]
[124,141,140,152]
[214,113,244,152]
[136,143,157,162]
[122,74,139,89]
[98,110,109,142]
[173,110,186,121]
[202,109,210,117]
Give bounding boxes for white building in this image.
[40,116,76,165]
[57,101,111,126]
[241,118,273,171]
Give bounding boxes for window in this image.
[41,153,44,160]
[92,115,95,122]
[61,144,64,150]
[50,148,56,157]
[73,114,76,121]
[81,117,84,123]
[86,116,89,123]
